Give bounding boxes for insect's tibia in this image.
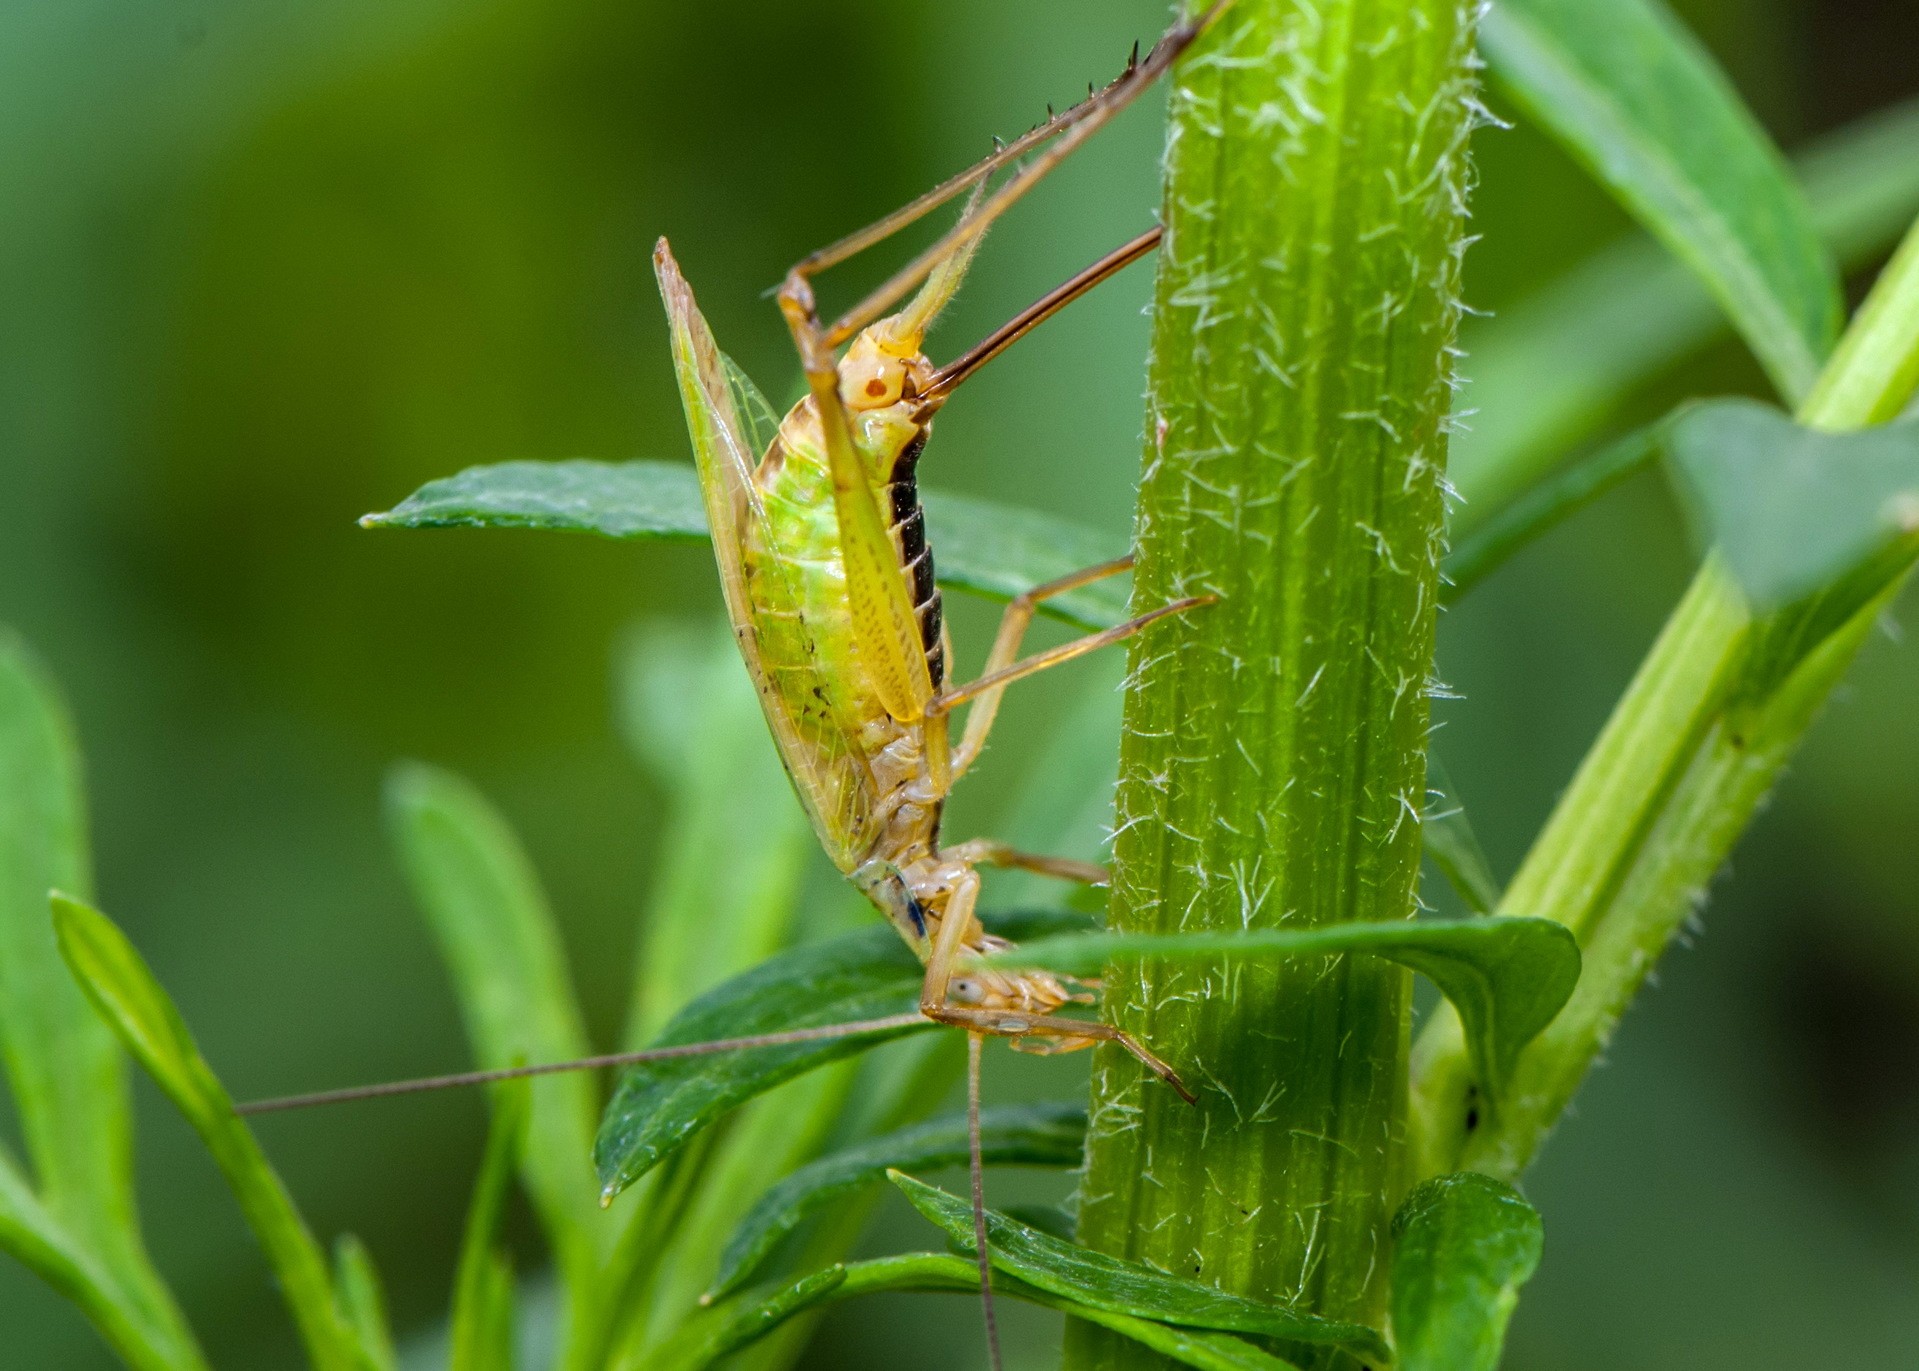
[233,1013,931,1115]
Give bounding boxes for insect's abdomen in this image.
[886,431,945,688]
[743,425,937,873]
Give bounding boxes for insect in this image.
[242,4,1232,1365]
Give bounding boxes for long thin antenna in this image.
[968,1032,1004,1371]
[233,1013,928,1115]
[917,226,1162,414]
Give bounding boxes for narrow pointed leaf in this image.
[656,1266,850,1371]
[333,1237,397,1371]
[916,488,1130,628]
[360,459,708,540]
[1421,757,1503,914]
[1451,96,1919,528]
[594,910,1087,1201]
[51,895,367,1371]
[385,763,603,1283]
[891,1174,1387,1360]
[449,1084,526,1371]
[1481,0,1840,402]
[363,461,1129,631]
[1442,425,1660,602]
[988,917,1580,1112]
[708,1101,1086,1300]
[0,1147,202,1371]
[0,635,134,1254]
[1000,1203,1078,1244]
[1665,398,1919,611]
[618,626,810,1047]
[659,1254,1301,1371]
[1390,1173,1543,1371]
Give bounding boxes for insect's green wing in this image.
[653,241,875,869]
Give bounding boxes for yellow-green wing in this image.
[653,240,874,868]
[807,379,937,725]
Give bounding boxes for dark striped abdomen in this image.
[888,431,945,688]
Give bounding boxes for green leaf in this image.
[384,763,604,1288]
[363,459,708,540]
[616,625,811,1047]
[655,1265,850,1371]
[1664,399,1919,611]
[1481,0,1840,402]
[1442,425,1660,602]
[363,461,1130,631]
[657,1254,1303,1371]
[1421,757,1503,914]
[629,1064,864,1362]
[708,1102,1086,1300]
[1390,1173,1543,1371]
[916,488,1130,629]
[0,634,130,1253]
[999,1203,1078,1244]
[1451,97,1919,529]
[0,1146,203,1371]
[988,917,1580,1113]
[50,895,369,1371]
[594,910,1087,1202]
[333,1237,397,1371]
[449,1084,526,1371]
[891,1174,1388,1360]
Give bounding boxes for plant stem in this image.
[1409,213,1919,1181]
[1067,3,1479,1367]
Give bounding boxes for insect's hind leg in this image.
[942,1004,1195,1105]
[918,867,1193,1100]
[784,0,1235,349]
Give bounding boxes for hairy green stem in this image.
[1067,3,1478,1367]
[1409,213,1919,1181]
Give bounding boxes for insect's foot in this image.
[1116,1030,1197,1105]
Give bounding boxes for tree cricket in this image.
[241,4,1232,1364]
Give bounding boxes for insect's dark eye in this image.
[865,378,888,398]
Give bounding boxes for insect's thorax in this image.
[742,381,947,874]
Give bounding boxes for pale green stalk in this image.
[1410,214,1919,1180]
[1068,1,1479,1367]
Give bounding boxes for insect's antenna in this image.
[232,1013,928,1115]
[917,226,1162,414]
[968,1032,1004,1371]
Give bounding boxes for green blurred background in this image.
[2,0,1915,1366]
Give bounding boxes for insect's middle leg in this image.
[948,556,1132,778]
[938,584,1216,765]
[941,839,1107,888]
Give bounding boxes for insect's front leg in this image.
[810,0,1239,348]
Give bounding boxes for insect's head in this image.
[839,212,987,420]
[836,329,935,415]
